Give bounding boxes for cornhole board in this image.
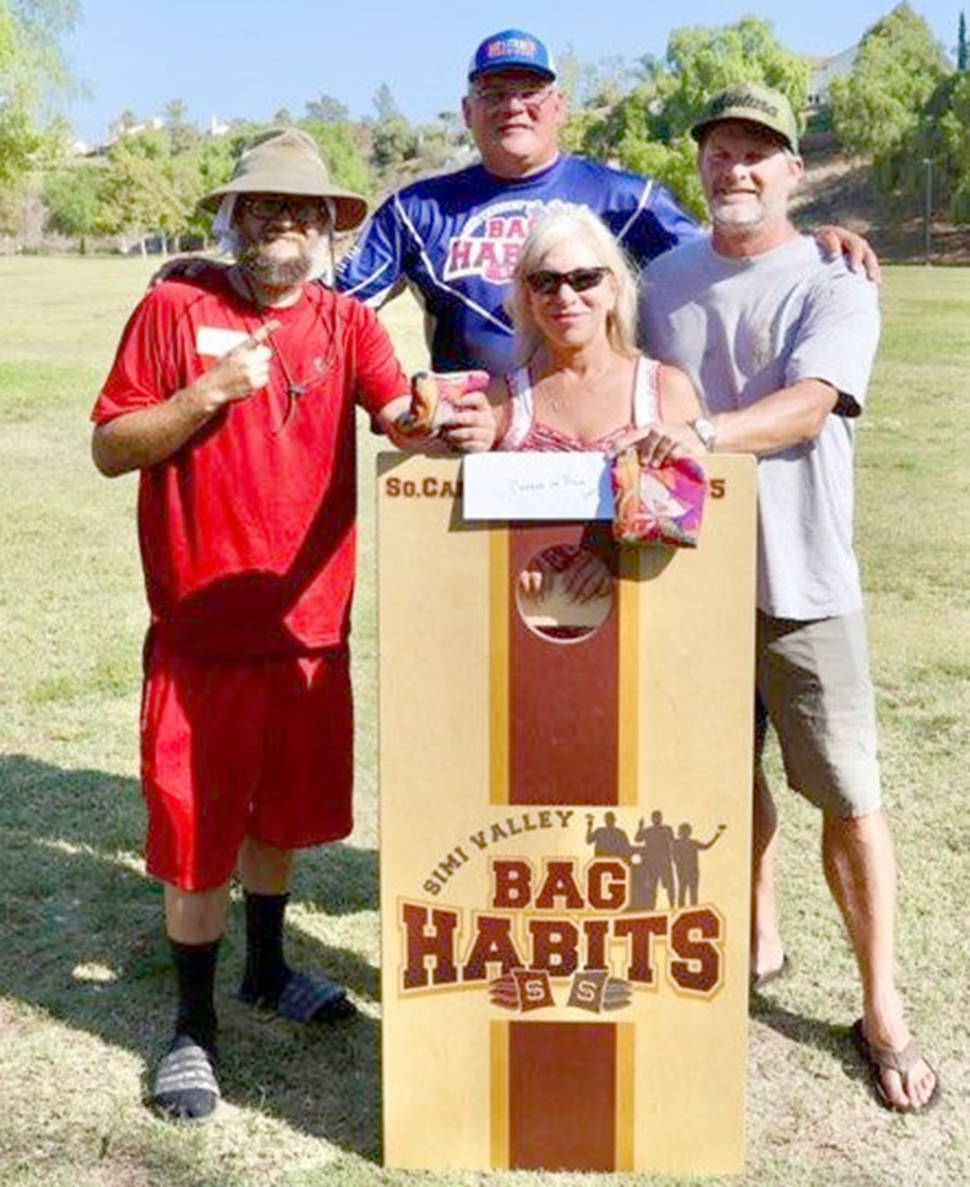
[377,452,757,1175]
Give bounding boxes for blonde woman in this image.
[466,206,707,605]
[481,205,705,463]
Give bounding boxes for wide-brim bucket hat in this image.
[200,127,368,232]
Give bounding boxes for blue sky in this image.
[61,2,962,143]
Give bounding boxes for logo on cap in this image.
[691,83,799,152]
[469,27,556,81]
[486,36,538,60]
[709,90,782,120]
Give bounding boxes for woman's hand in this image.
[519,547,611,605]
[559,550,612,603]
[611,421,702,467]
[439,390,497,453]
[393,370,494,451]
[384,370,495,453]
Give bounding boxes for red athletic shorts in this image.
[141,635,353,891]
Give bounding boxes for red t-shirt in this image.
[93,274,406,657]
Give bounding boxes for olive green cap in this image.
[691,83,799,153]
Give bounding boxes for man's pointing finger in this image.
[246,319,281,347]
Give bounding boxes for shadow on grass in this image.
[750,993,874,1099]
[0,751,383,1162]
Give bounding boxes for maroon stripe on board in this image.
[508,524,620,806]
[508,1021,616,1170]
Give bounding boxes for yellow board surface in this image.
[378,453,757,1174]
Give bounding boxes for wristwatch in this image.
[690,416,717,451]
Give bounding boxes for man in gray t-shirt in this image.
[638,84,938,1114]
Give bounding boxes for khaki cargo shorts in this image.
[755,610,882,818]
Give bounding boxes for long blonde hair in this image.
[505,204,639,364]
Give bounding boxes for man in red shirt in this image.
[91,128,472,1122]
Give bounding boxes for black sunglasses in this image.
[525,266,611,295]
[240,196,328,223]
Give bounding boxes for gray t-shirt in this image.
[641,234,880,620]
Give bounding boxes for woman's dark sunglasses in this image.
[525,266,611,295]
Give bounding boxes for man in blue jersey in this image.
[156,29,873,378]
[336,28,875,378]
[153,29,696,378]
[336,28,699,375]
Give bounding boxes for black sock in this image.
[239,892,291,1005]
[170,938,219,1054]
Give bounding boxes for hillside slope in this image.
[792,134,970,264]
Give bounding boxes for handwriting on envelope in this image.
[463,453,612,521]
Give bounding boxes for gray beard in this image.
[710,200,766,230]
[236,239,315,289]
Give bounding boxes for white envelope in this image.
[462,452,612,521]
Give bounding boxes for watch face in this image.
[692,418,715,449]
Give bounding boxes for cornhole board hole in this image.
[378,452,757,1175]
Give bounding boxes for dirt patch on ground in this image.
[792,137,970,264]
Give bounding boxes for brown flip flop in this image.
[850,1018,942,1114]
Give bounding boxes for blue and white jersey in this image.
[335,154,700,374]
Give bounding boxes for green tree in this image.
[0,1,69,186]
[958,11,967,71]
[369,82,418,173]
[9,0,77,94]
[940,76,970,219]
[371,115,418,172]
[163,97,200,154]
[889,70,970,221]
[828,3,950,161]
[0,1,79,185]
[559,47,641,111]
[299,118,372,197]
[42,162,106,250]
[98,127,202,252]
[556,48,597,107]
[434,109,462,142]
[110,108,140,138]
[576,16,807,217]
[560,49,612,152]
[88,114,374,251]
[656,16,809,141]
[305,94,350,124]
[372,82,399,124]
[180,133,238,242]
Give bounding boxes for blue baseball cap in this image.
[468,29,557,83]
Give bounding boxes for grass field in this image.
[0,257,968,1187]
